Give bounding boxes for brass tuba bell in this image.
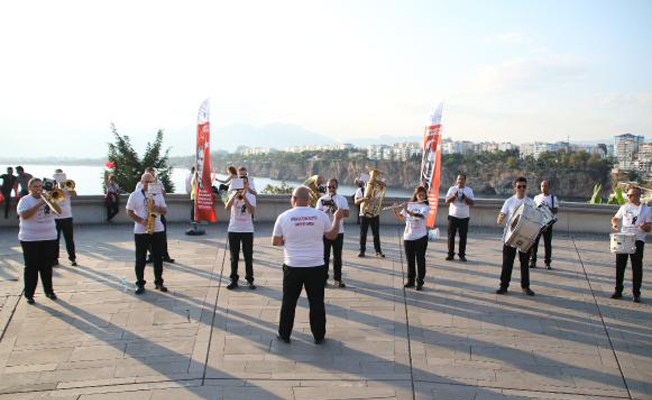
[360,168,386,218]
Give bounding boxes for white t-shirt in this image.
[228,193,256,233]
[125,190,167,234]
[54,190,73,220]
[400,202,430,241]
[17,195,57,241]
[533,194,558,211]
[446,186,474,219]
[615,203,651,242]
[272,206,332,267]
[315,193,349,234]
[500,196,535,240]
[355,187,381,217]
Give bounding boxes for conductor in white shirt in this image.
[530,180,558,269]
[272,186,345,344]
[445,174,474,262]
[496,177,536,296]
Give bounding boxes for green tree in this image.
[105,124,175,193]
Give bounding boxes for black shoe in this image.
[545,263,552,270]
[416,284,424,291]
[522,288,535,296]
[445,255,454,261]
[610,292,623,299]
[277,333,291,344]
[226,281,238,290]
[404,281,415,288]
[135,286,145,295]
[71,261,78,267]
[357,252,365,258]
[314,337,325,345]
[163,257,175,263]
[155,285,168,293]
[46,293,58,300]
[376,252,385,258]
[26,296,35,304]
[529,263,537,269]
[248,282,257,290]
[335,280,346,288]
[633,295,641,303]
[496,287,508,295]
[459,255,467,262]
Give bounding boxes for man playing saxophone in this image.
[126,173,168,295]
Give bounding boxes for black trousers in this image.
[106,193,119,221]
[531,226,553,265]
[359,215,381,253]
[500,245,531,289]
[135,232,165,287]
[447,216,469,257]
[20,240,56,297]
[279,264,326,341]
[324,233,344,281]
[405,235,428,285]
[615,240,644,296]
[55,217,76,262]
[190,200,195,221]
[148,216,171,260]
[228,232,254,283]
[2,191,11,218]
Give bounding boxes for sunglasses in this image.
[627,193,639,197]
[516,185,527,189]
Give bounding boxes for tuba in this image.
[304,175,324,207]
[360,168,386,218]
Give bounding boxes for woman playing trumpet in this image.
[17,178,62,304]
[391,186,430,291]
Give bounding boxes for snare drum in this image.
[504,203,542,252]
[537,205,557,230]
[610,233,637,254]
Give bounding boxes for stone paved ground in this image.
[0,223,650,400]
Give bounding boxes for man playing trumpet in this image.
[126,173,168,295]
[53,168,77,267]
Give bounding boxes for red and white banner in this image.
[420,103,444,228]
[194,98,216,223]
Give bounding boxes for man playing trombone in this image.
[316,178,349,287]
[53,169,77,267]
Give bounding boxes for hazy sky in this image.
[1,0,651,158]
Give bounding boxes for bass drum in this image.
[504,202,542,252]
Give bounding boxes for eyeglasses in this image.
[516,185,527,189]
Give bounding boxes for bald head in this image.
[292,186,311,206]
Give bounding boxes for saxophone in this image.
[304,175,324,208]
[360,168,386,218]
[146,196,157,234]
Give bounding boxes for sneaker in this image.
[155,285,168,293]
[459,255,467,262]
[46,293,58,300]
[226,281,238,290]
[416,284,424,291]
[376,252,385,258]
[314,337,325,345]
[277,333,291,344]
[26,296,35,304]
[335,280,346,288]
[496,287,508,295]
[163,257,175,263]
[404,281,415,288]
[357,252,365,258]
[248,282,257,290]
[522,288,535,296]
[633,295,641,303]
[445,255,454,261]
[610,292,623,299]
[135,286,145,295]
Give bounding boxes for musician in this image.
[141,167,174,263]
[225,176,256,290]
[392,186,430,290]
[445,174,474,262]
[53,169,77,267]
[17,178,62,304]
[496,177,536,296]
[126,173,168,294]
[354,176,385,258]
[611,187,651,303]
[315,179,350,287]
[530,180,558,269]
[272,186,345,344]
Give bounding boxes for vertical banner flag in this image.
[420,103,444,228]
[194,98,216,223]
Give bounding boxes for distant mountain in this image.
[209,123,336,152]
